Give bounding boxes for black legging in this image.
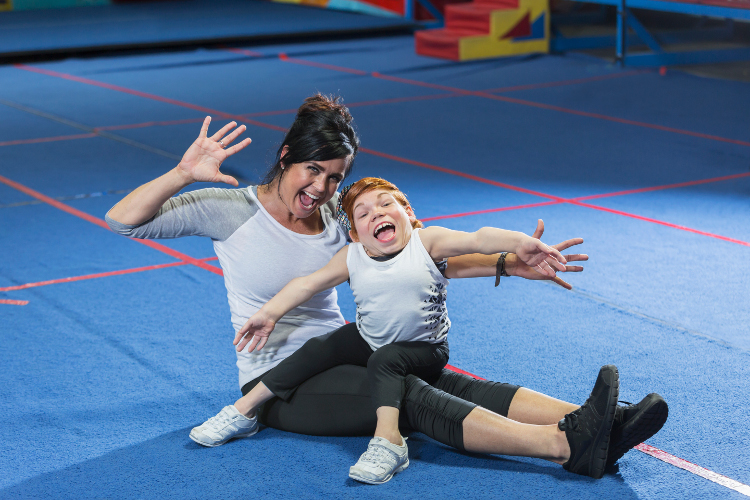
[241,328,519,451]
[262,322,450,411]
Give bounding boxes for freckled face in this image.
[278,157,348,219]
[351,189,413,257]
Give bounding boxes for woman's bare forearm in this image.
[107,166,193,225]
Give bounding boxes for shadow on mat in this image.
[1,426,639,499]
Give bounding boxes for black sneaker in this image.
[558,365,619,479]
[607,393,668,467]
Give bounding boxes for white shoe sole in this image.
[189,426,258,447]
[348,459,409,485]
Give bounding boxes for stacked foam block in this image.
[415,0,549,61]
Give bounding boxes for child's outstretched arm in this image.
[445,220,587,289]
[234,246,350,353]
[420,223,567,278]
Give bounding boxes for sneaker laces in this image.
[360,443,397,468]
[560,403,585,431]
[204,408,234,430]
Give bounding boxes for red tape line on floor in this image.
[0,257,218,292]
[0,133,97,147]
[482,70,651,93]
[0,299,28,305]
[570,200,750,247]
[0,174,224,275]
[574,172,750,201]
[636,444,750,496]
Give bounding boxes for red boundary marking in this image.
[372,71,472,94]
[0,133,97,147]
[0,299,29,305]
[570,200,750,247]
[239,93,462,118]
[636,444,750,496]
[13,64,750,249]
[14,64,287,134]
[278,52,369,75]
[445,365,750,496]
[422,201,562,222]
[242,108,300,118]
[482,70,651,93]
[574,172,750,201]
[95,117,206,132]
[0,257,219,292]
[445,364,486,380]
[0,173,224,275]
[360,147,563,201]
[221,47,265,57]
[475,91,750,148]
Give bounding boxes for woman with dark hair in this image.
[106,94,667,481]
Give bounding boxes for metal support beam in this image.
[626,9,663,52]
[617,0,627,65]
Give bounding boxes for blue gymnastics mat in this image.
[1,33,749,500]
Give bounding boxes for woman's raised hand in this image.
[234,312,276,353]
[515,225,567,278]
[509,219,588,289]
[177,116,252,186]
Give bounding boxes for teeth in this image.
[303,191,320,200]
[374,222,394,236]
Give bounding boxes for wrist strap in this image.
[495,252,509,287]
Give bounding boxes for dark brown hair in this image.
[262,94,359,185]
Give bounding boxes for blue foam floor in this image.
[2,34,749,499]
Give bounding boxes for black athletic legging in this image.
[262,322,450,411]
[241,326,520,451]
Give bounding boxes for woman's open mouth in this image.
[373,221,396,242]
[299,190,320,211]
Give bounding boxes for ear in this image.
[349,229,360,242]
[280,145,289,158]
[405,204,417,224]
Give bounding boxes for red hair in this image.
[342,177,422,239]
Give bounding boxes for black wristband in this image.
[495,252,509,287]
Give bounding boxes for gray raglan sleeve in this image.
[105,187,257,242]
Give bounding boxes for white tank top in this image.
[346,228,450,351]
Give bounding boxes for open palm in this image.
[178,116,252,186]
[511,219,588,289]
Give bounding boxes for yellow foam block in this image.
[458,0,549,61]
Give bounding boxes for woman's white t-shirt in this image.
[106,186,347,388]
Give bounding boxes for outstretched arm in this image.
[107,117,250,225]
[420,223,566,277]
[234,246,350,353]
[444,220,587,289]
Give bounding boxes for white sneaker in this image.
[189,405,258,447]
[349,437,409,484]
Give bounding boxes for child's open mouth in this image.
[299,190,319,210]
[373,222,396,242]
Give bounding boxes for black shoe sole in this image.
[607,393,668,467]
